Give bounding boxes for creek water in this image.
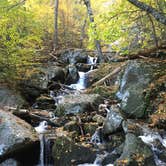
[138,126,166,166]
[35,56,98,166]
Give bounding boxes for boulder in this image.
[116,60,166,118]
[65,65,79,85]
[52,136,96,166]
[76,63,92,72]
[60,49,88,64]
[34,96,56,110]
[103,105,124,135]
[50,66,66,84]
[114,133,155,166]
[18,83,46,105]
[0,159,18,166]
[0,110,38,160]
[55,94,103,116]
[0,87,25,108]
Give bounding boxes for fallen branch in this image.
[92,63,126,87]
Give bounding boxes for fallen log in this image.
[92,63,126,87]
[12,109,59,127]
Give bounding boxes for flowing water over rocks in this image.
[0,50,166,166]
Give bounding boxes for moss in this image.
[87,85,118,99]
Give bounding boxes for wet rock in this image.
[60,49,88,64]
[0,110,38,160]
[34,96,56,110]
[103,105,124,135]
[114,133,155,166]
[18,83,47,104]
[0,158,19,166]
[49,66,66,84]
[65,65,79,85]
[76,63,91,72]
[158,150,166,163]
[55,94,102,116]
[0,87,25,108]
[116,60,166,118]
[105,133,124,152]
[122,120,143,135]
[52,136,96,166]
[102,144,124,165]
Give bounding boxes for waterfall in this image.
[69,56,97,91]
[139,128,166,166]
[35,121,54,166]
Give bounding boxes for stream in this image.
[1,50,166,166]
[34,54,166,166]
[35,56,99,166]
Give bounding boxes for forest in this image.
[0,0,166,166]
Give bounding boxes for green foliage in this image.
[0,0,53,83]
[87,0,166,53]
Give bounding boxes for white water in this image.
[50,90,64,105]
[35,121,48,166]
[90,129,102,145]
[69,72,87,90]
[139,127,166,166]
[78,152,112,166]
[87,56,97,70]
[35,121,48,134]
[69,56,97,91]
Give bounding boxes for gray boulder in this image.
[65,65,79,85]
[52,136,96,166]
[0,159,18,166]
[116,60,166,118]
[0,110,38,160]
[0,87,25,108]
[103,105,124,135]
[60,49,88,64]
[55,94,102,116]
[114,133,155,166]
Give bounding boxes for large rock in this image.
[0,110,38,160]
[114,133,155,166]
[52,136,96,166]
[65,65,79,85]
[55,94,102,116]
[0,159,18,166]
[18,65,66,104]
[103,105,124,135]
[116,60,166,118]
[50,66,66,84]
[0,87,25,108]
[34,95,56,110]
[76,63,92,72]
[60,49,88,64]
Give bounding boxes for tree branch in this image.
[127,0,166,25]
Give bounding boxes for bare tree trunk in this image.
[147,14,159,49]
[83,0,104,62]
[127,0,166,25]
[80,19,87,48]
[53,0,59,49]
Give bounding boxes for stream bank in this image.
[0,49,166,166]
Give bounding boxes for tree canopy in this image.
[0,0,165,83]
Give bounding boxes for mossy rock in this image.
[52,136,96,166]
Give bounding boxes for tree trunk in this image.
[83,0,104,62]
[127,0,166,25]
[53,0,59,49]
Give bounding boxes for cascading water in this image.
[138,126,166,166]
[69,56,97,91]
[35,121,54,166]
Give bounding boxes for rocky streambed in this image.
[0,49,166,166]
